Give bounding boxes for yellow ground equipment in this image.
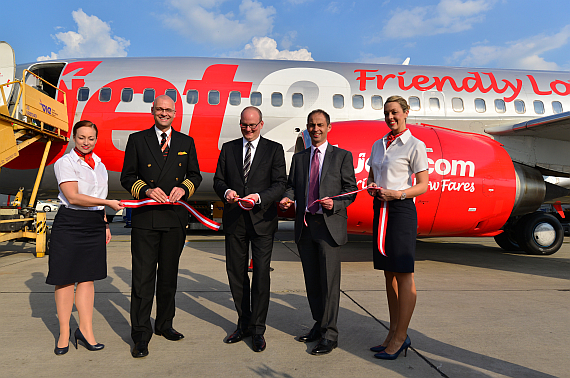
[0,69,69,257]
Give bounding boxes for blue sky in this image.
[5,0,570,70]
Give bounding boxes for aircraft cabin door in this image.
[0,41,15,108]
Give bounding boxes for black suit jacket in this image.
[213,136,286,236]
[121,126,202,230]
[284,143,357,245]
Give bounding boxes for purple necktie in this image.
[307,149,320,214]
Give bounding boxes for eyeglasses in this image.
[154,107,175,114]
[240,120,261,130]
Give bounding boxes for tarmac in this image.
[1,214,569,378]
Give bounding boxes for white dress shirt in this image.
[54,149,109,211]
[306,141,328,213]
[224,136,261,204]
[367,130,428,190]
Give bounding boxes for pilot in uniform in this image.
[121,95,202,358]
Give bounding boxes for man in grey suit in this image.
[279,109,357,355]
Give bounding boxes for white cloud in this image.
[326,2,340,13]
[382,0,494,38]
[357,53,402,65]
[164,0,275,48]
[232,37,313,61]
[37,9,129,61]
[450,25,570,70]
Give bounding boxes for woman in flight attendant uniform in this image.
[46,120,123,355]
[366,96,429,360]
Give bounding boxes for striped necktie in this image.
[160,132,169,160]
[243,142,252,183]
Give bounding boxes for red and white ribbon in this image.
[301,186,389,256]
[377,200,388,256]
[121,198,221,231]
[237,197,256,211]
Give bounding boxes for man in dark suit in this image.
[121,95,202,358]
[214,106,286,352]
[279,109,357,355]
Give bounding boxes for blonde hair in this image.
[385,95,410,112]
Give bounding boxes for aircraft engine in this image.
[314,120,565,255]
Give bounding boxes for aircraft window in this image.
[514,100,525,114]
[553,101,563,114]
[229,91,241,106]
[271,92,283,107]
[474,98,486,113]
[165,89,177,103]
[186,90,198,104]
[250,92,262,106]
[533,100,545,114]
[352,95,364,109]
[77,87,89,102]
[409,96,420,111]
[371,95,383,110]
[99,87,111,102]
[209,90,220,105]
[292,93,303,108]
[429,97,440,110]
[333,94,344,109]
[121,88,133,102]
[452,97,463,112]
[143,89,155,103]
[494,99,506,113]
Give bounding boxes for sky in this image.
[4,0,570,71]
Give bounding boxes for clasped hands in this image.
[278,197,333,211]
[146,187,185,203]
[225,190,259,205]
[367,183,400,201]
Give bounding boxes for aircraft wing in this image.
[485,111,570,176]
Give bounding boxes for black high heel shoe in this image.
[54,328,73,355]
[370,344,387,352]
[74,328,104,351]
[374,335,411,360]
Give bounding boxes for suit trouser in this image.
[225,212,273,335]
[298,213,341,342]
[130,226,185,343]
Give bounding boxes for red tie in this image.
[74,147,95,169]
[386,130,406,148]
[307,149,320,214]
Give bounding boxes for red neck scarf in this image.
[386,129,407,148]
[74,147,95,169]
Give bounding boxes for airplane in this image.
[1,41,570,255]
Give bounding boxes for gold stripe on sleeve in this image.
[131,180,146,199]
[182,179,195,197]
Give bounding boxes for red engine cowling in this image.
[324,121,517,237]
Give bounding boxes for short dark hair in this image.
[72,120,98,137]
[241,106,263,122]
[307,109,330,125]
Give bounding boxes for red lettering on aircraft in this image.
[184,64,252,173]
[81,76,183,172]
[355,69,570,102]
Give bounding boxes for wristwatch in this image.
[400,191,406,200]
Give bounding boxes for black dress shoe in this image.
[225,329,251,344]
[311,338,338,355]
[155,327,184,341]
[298,328,321,343]
[252,334,266,352]
[131,341,149,358]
